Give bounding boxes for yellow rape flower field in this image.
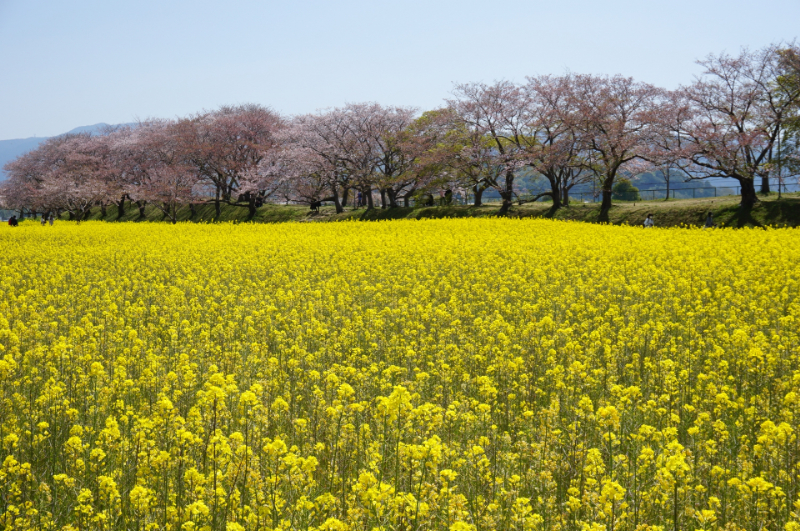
[1,219,799,531]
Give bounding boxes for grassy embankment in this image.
[71,192,800,228]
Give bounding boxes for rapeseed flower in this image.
[0,218,798,530]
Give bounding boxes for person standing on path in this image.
[704,212,715,228]
[643,213,654,228]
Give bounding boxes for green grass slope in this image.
[62,192,800,228]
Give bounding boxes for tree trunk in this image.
[498,170,515,214]
[189,203,197,217]
[214,186,221,218]
[402,187,416,207]
[247,194,257,219]
[740,178,758,209]
[117,196,126,219]
[600,172,616,212]
[386,188,399,208]
[331,183,344,214]
[562,186,570,207]
[136,200,146,219]
[601,188,613,211]
[380,189,387,209]
[664,178,670,201]
[760,175,770,194]
[366,189,374,210]
[100,203,107,218]
[341,187,349,208]
[498,194,513,215]
[473,185,484,207]
[549,177,562,209]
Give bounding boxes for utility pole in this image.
[778,126,783,199]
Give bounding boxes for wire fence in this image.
[528,179,800,204]
[365,180,800,208]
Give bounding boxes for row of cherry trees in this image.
[1,105,283,222]
[3,44,799,220]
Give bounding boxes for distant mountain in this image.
[0,123,133,181]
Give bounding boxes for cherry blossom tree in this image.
[117,120,199,223]
[179,104,283,217]
[642,89,696,200]
[45,134,113,220]
[2,133,111,220]
[237,147,292,213]
[775,47,800,189]
[100,126,141,218]
[567,74,665,212]
[772,48,800,197]
[0,170,45,216]
[5,43,796,219]
[259,142,331,206]
[424,109,505,206]
[287,107,377,212]
[285,106,439,210]
[335,103,419,209]
[448,81,527,213]
[677,43,800,208]
[280,117,343,212]
[399,109,463,205]
[521,75,590,207]
[1,138,55,215]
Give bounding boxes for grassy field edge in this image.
[59,192,800,228]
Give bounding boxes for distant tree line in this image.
[2,44,799,221]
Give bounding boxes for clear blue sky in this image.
[1,0,798,140]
